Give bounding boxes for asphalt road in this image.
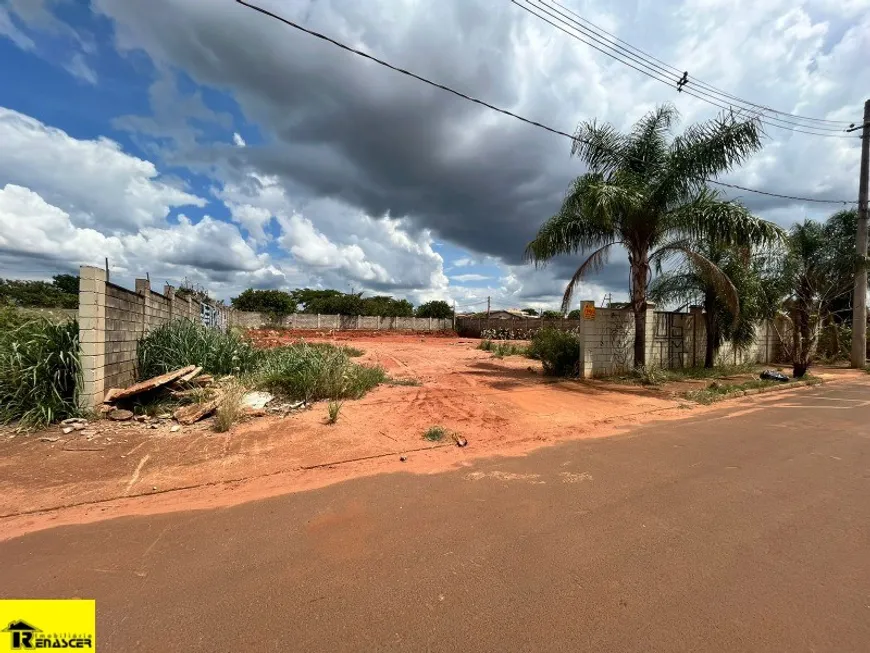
[3,381,870,652]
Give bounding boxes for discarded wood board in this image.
[176,366,203,384]
[107,366,197,401]
[174,400,218,425]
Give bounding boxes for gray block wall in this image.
[78,266,226,409]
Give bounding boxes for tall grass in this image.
[138,320,261,378]
[478,339,528,358]
[214,378,247,433]
[256,341,386,402]
[138,321,386,404]
[0,309,81,428]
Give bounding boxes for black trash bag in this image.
[760,369,789,382]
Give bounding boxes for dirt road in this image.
[0,335,688,531]
[3,380,870,651]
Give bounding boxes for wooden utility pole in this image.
[486,296,491,318]
[851,99,870,368]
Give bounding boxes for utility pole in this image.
[486,296,491,318]
[851,99,870,368]
[452,300,456,331]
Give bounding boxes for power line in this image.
[235,0,859,205]
[515,0,856,138]
[542,0,853,128]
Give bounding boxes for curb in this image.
[738,378,823,397]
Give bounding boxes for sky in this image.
[0,0,866,313]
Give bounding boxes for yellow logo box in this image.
[1,600,95,651]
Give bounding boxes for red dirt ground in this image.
[0,334,860,539]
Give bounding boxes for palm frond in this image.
[623,104,676,176]
[524,175,626,264]
[571,120,629,174]
[654,242,740,318]
[561,242,622,314]
[658,110,764,204]
[667,188,784,247]
[648,271,702,306]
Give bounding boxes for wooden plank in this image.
[176,366,203,383]
[108,365,197,401]
[173,400,218,425]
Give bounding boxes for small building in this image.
[488,309,539,320]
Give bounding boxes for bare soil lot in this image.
[1,333,858,539]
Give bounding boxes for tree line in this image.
[527,104,866,378]
[0,274,79,309]
[231,288,454,319]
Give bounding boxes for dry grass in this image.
[214,379,248,433]
[326,400,344,424]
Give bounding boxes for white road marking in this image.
[124,455,150,495]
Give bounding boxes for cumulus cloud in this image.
[0,182,280,299]
[0,107,206,232]
[451,274,491,283]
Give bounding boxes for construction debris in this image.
[176,366,203,384]
[241,391,273,410]
[242,407,267,417]
[108,409,134,422]
[61,417,88,426]
[104,365,196,402]
[174,400,218,425]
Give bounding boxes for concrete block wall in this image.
[227,311,453,331]
[580,304,637,378]
[78,267,108,411]
[104,282,146,394]
[460,301,787,378]
[78,266,224,410]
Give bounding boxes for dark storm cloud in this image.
[97,0,586,264]
[93,0,865,298]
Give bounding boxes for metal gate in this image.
[653,312,685,369]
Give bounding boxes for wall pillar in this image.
[577,300,596,378]
[163,284,175,320]
[689,305,704,368]
[644,302,657,368]
[78,266,107,411]
[135,278,151,334]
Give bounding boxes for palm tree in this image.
[650,242,773,368]
[767,220,856,377]
[526,104,779,367]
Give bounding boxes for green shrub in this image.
[630,364,668,386]
[478,339,494,351]
[527,328,580,376]
[423,425,447,441]
[138,320,261,379]
[256,342,386,402]
[0,312,81,428]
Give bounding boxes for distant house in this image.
[488,309,539,320]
